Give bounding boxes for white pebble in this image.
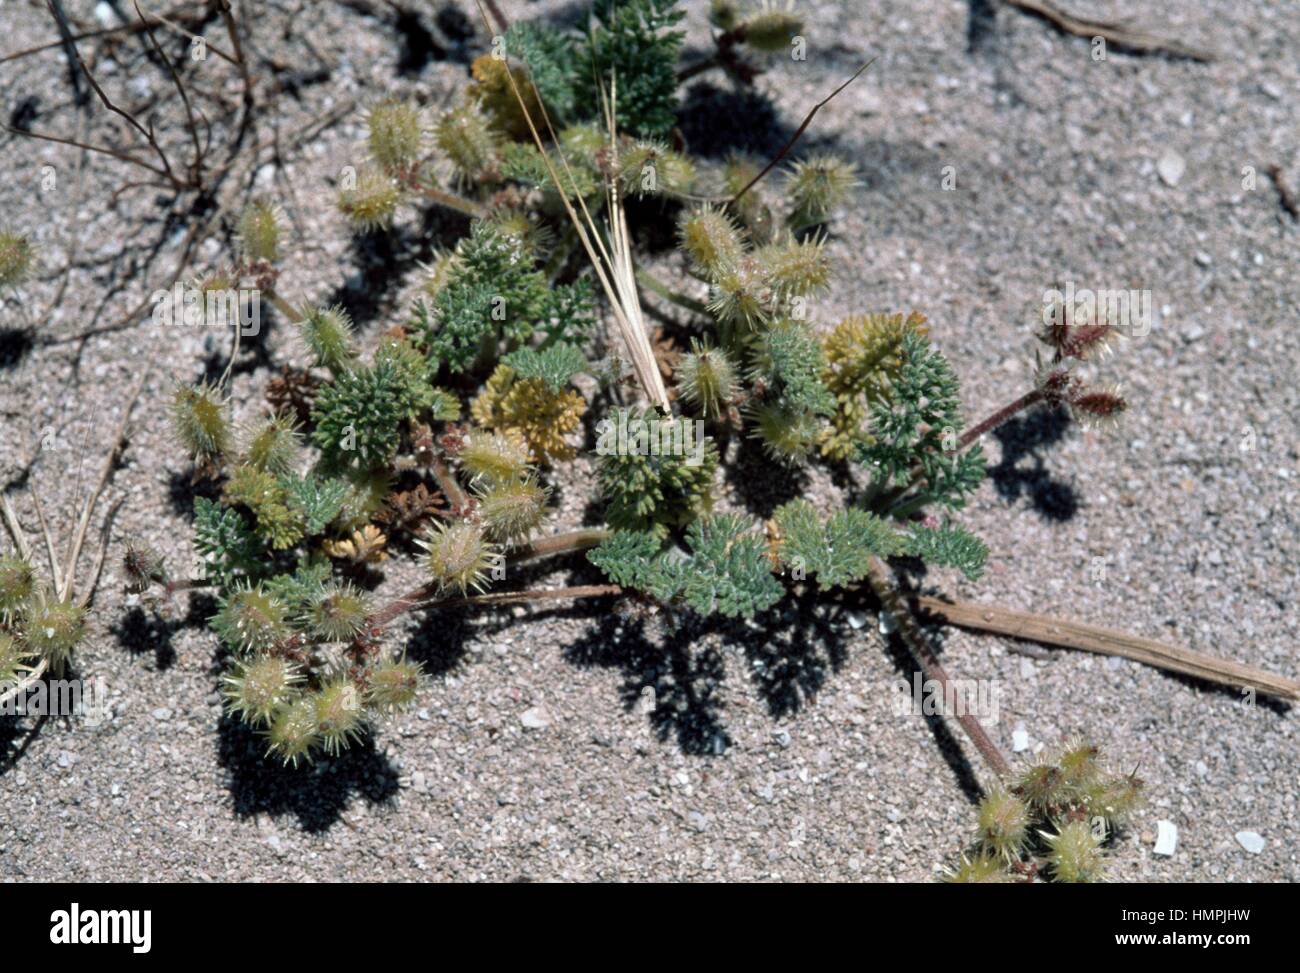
[1157,150,1186,187]
[1153,820,1178,856]
[1011,725,1030,753]
[1235,830,1265,854]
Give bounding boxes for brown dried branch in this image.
[913,594,1300,703]
[1002,0,1215,62]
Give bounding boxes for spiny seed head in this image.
[1067,384,1128,428]
[303,583,370,642]
[239,413,301,476]
[1040,319,1120,361]
[484,211,554,261]
[749,401,820,464]
[475,476,549,546]
[1056,737,1101,788]
[0,554,35,621]
[754,235,831,298]
[223,654,302,725]
[299,304,357,373]
[457,428,531,486]
[741,2,804,52]
[1015,761,1069,813]
[678,206,745,278]
[1042,820,1106,883]
[976,788,1032,860]
[0,229,35,288]
[338,165,401,232]
[709,258,770,330]
[236,197,282,263]
[1082,770,1144,827]
[312,676,367,755]
[365,655,423,713]
[619,142,696,197]
[20,590,85,674]
[945,852,1015,883]
[265,695,320,766]
[170,382,231,462]
[420,250,463,301]
[676,340,738,419]
[213,583,291,654]
[0,632,33,685]
[786,155,857,227]
[417,519,498,594]
[366,98,424,173]
[122,543,167,594]
[433,101,499,184]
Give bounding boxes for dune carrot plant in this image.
[119,0,1184,883]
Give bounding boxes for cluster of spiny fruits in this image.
[948,740,1144,883]
[118,0,1125,775]
[0,558,87,689]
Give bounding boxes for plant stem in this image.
[433,584,622,610]
[365,528,612,630]
[865,555,1012,780]
[427,452,470,514]
[959,387,1045,450]
[514,527,609,563]
[913,594,1300,703]
[413,183,488,220]
[635,267,710,316]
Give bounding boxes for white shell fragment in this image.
[1153,820,1178,856]
[1234,831,1265,855]
[1011,724,1030,753]
[1157,149,1186,187]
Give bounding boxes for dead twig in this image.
[866,556,1013,779]
[913,594,1300,703]
[1001,0,1215,62]
[1266,164,1299,221]
[730,58,876,205]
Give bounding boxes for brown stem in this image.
[958,387,1045,451]
[865,555,1012,779]
[365,529,612,630]
[514,528,610,563]
[434,585,622,610]
[413,183,489,220]
[428,452,469,514]
[913,594,1300,703]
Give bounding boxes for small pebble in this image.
[520,706,551,730]
[1011,725,1030,753]
[1235,831,1265,855]
[1157,149,1186,187]
[152,707,172,721]
[1153,820,1178,856]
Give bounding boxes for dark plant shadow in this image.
[0,328,34,370]
[676,82,795,159]
[727,586,849,719]
[988,406,1079,521]
[217,713,401,832]
[564,610,732,756]
[722,431,809,518]
[110,593,217,671]
[966,0,999,54]
[877,624,984,805]
[167,467,222,517]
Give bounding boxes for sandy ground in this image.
[0,0,1296,882]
